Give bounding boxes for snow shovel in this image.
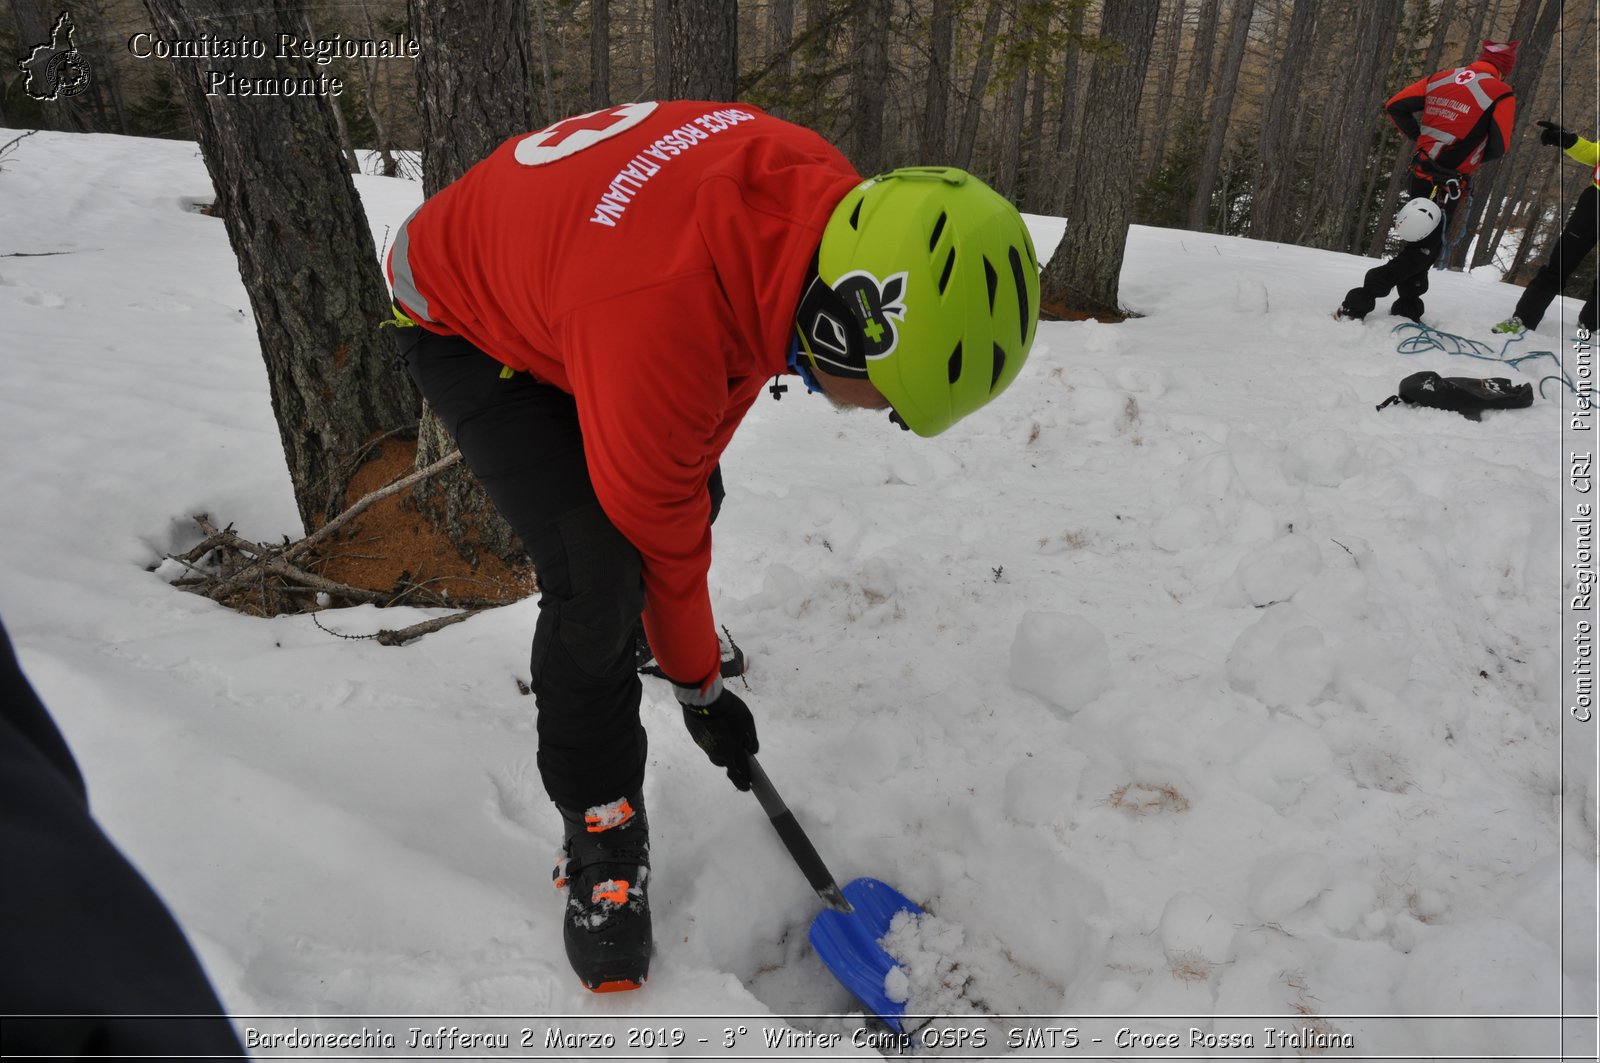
[747,753,925,1032]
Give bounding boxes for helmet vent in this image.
[849,200,863,230]
[983,257,999,312]
[928,212,947,251]
[947,342,963,384]
[990,344,1006,392]
[1009,247,1031,345]
[937,248,956,294]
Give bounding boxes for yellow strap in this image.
[499,365,516,379]
[383,304,418,329]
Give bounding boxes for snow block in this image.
[1247,851,1332,923]
[1008,612,1110,715]
[1224,605,1334,709]
[1228,534,1323,607]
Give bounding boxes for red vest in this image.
[389,102,862,687]
[1386,61,1515,176]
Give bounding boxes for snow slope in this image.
[1,131,1595,1060]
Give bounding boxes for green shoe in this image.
[1491,316,1525,336]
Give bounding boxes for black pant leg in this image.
[1515,186,1599,330]
[398,328,648,811]
[0,618,245,1060]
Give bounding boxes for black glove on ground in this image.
[1538,120,1578,149]
[680,687,758,790]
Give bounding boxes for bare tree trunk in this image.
[993,54,1029,196]
[771,0,797,111]
[139,0,419,534]
[1050,1,1086,213]
[1183,0,1222,110]
[1020,29,1050,211]
[592,0,612,107]
[1040,0,1162,319]
[302,10,360,173]
[1145,0,1188,182]
[654,0,674,97]
[663,0,738,99]
[922,0,954,160]
[954,0,1006,169]
[412,0,534,196]
[1466,0,1564,269]
[1185,0,1256,231]
[354,0,403,176]
[848,0,889,173]
[532,0,556,124]
[1251,0,1318,240]
[410,0,536,567]
[1290,3,1394,249]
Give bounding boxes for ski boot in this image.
[1389,297,1424,324]
[1491,315,1526,336]
[552,794,652,992]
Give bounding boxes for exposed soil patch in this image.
[308,436,535,605]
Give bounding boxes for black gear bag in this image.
[1376,371,1533,421]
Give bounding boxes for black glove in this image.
[1538,120,1578,149]
[679,686,758,790]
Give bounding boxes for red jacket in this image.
[388,102,862,689]
[1385,60,1515,177]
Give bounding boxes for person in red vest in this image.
[1492,121,1600,336]
[1337,40,1518,323]
[386,101,1039,993]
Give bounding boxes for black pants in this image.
[0,617,245,1059]
[1342,175,1459,321]
[397,326,721,811]
[1513,184,1598,331]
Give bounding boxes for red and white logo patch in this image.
[1454,69,1477,85]
[515,102,659,166]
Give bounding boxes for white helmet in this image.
[1393,198,1443,242]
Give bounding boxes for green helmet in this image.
[807,166,1040,437]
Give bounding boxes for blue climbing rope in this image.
[1391,321,1576,399]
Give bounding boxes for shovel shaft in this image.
[747,754,853,913]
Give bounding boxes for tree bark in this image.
[1250,0,1318,241]
[409,0,537,567]
[411,0,534,197]
[140,0,420,534]
[591,0,612,107]
[663,0,739,100]
[1049,2,1086,213]
[921,0,954,161]
[954,0,1006,170]
[1145,0,1187,183]
[1465,0,1563,269]
[1185,0,1256,232]
[1041,0,1162,319]
[848,0,890,173]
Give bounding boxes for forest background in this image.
[6,0,1595,285]
[4,0,1596,609]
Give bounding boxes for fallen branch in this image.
[293,448,461,564]
[163,447,521,637]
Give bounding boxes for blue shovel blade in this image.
[808,877,924,1032]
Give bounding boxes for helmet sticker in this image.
[833,270,908,359]
[808,311,852,358]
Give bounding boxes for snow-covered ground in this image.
[1,131,1595,1061]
